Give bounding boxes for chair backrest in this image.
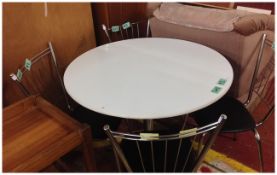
[10,42,72,111]
[102,19,150,43]
[245,34,274,105]
[104,115,227,172]
[252,56,274,126]
[245,34,274,125]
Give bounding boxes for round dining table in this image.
[64,38,233,130]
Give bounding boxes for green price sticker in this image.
[217,78,227,85]
[16,69,23,81]
[211,86,222,94]
[122,21,131,29]
[111,25,120,32]
[24,58,32,71]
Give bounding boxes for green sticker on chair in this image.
[122,21,131,29]
[211,86,222,94]
[24,58,32,71]
[217,78,227,85]
[272,42,275,49]
[16,69,23,81]
[111,25,120,32]
[140,133,159,140]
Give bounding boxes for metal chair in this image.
[104,115,227,172]
[102,19,150,43]
[10,42,71,111]
[193,33,275,172]
[10,42,121,140]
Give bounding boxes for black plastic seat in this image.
[193,96,256,133]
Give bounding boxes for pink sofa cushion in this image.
[233,14,275,35]
[153,3,249,32]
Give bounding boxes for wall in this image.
[3,3,96,106]
[234,2,275,14]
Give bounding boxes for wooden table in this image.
[64,38,233,130]
[3,95,96,172]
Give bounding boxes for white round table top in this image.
[64,38,233,120]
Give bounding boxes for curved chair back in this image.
[245,34,274,105]
[253,55,274,127]
[244,34,275,126]
[104,115,227,172]
[102,19,150,43]
[10,42,72,111]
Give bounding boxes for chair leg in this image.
[253,128,264,172]
[112,146,122,172]
[80,124,97,172]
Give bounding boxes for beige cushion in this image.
[234,14,275,35]
[153,3,249,32]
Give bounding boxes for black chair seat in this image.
[72,106,122,139]
[193,96,256,133]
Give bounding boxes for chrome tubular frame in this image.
[244,34,275,107]
[101,19,151,43]
[10,42,73,111]
[48,42,73,111]
[104,115,227,172]
[244,34,267,106]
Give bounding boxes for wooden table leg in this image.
[80,124,97,172]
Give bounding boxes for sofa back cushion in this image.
[153,3,249,32]
[233,14,274,35]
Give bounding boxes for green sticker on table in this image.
[24,58,32,71]
[111,25,120,32]
[122,21,131,29]
[211,86,222,94]
[16,69,23,81]
[217,78,227,85]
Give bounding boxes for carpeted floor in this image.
[212,111,274,172]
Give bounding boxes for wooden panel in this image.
[3,3,96,107]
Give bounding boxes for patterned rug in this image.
[198,149,257,172]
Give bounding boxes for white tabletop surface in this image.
[64,38,233,120]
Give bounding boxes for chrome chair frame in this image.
[243,34,275,120]
[236,33,274,172]
[102,19,150,43]
[194,33,274,172]
[10,42,73,111]
[244,34,274,107]
[104,115,227,172]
